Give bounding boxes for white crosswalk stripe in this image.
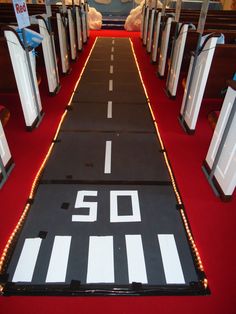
[12,238,42,283]
[46,236,71,283]
[86,236,114,283]
[158,234,185,284]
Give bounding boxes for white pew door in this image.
[151,11,161,63]
[166,23,189,97]
[56,13,70,74]
[4,28,42,129]
[75,6,83,51]
[67,8,77,61]
[37,17,60,94]
[157,16,173,78]
[180,36,219,132]
[0,121,11,173]
[143,5,150,46]
[205,84,236,197]
[81,4,88,44]
[146,8,155,53]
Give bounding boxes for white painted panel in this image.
[12,238,42,282]
[206,86,236,195]
[38,18,59,93]
[147,9,155,53]
[125,235,148,284]
[158,234,185,284]
[75,7,83,51]
[81,4,87,43]
[167,24,189,97]
[0,121,11,170]
[4,29,42,127]
[68,9,77,60]
[158,16,173,77]
[56,13,70,74]
[86,236,114,283]
[180,37,218,131]
[110,190,141,223]
[143,6,150,45]
[46,236,71,282]
[151,12,161,62]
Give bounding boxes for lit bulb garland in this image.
[129,38,208,290]
[0,38,98,292]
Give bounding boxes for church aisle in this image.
[1,37,207,296]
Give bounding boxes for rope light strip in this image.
[0,38,98,291]
[129,38,207,289]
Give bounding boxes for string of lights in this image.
[129,37,208,290]
[0,38,98,293]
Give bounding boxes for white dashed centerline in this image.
[107,101,112,119]
[104,140,112,174]
[109,79,113,91]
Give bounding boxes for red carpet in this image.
[0,30,235,313]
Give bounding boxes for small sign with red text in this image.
[12,0,30,29]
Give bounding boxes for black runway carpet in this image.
[1,38,209,296]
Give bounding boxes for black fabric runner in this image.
[1,38,209,296]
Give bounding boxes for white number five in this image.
[72,191,98,222]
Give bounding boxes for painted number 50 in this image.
[72,190,141,223]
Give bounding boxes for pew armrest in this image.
[227,80,236,91]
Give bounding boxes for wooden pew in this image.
[203,44,236,99]
[181,29,236,73]
[166,24,236,98]
[155,9,236,77]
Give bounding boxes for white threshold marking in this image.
[109,65,114,74]
[109,79,113,91]
[46,236,71,282]
[86,236,114,283]
[111,54,114,61]
[107,101,112,119]
[125,235,148,284]
[104,140,112,174]
[158,234,185,284]
[112,39,115,45]
[111,46,114,53]
[12,238,42,282]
